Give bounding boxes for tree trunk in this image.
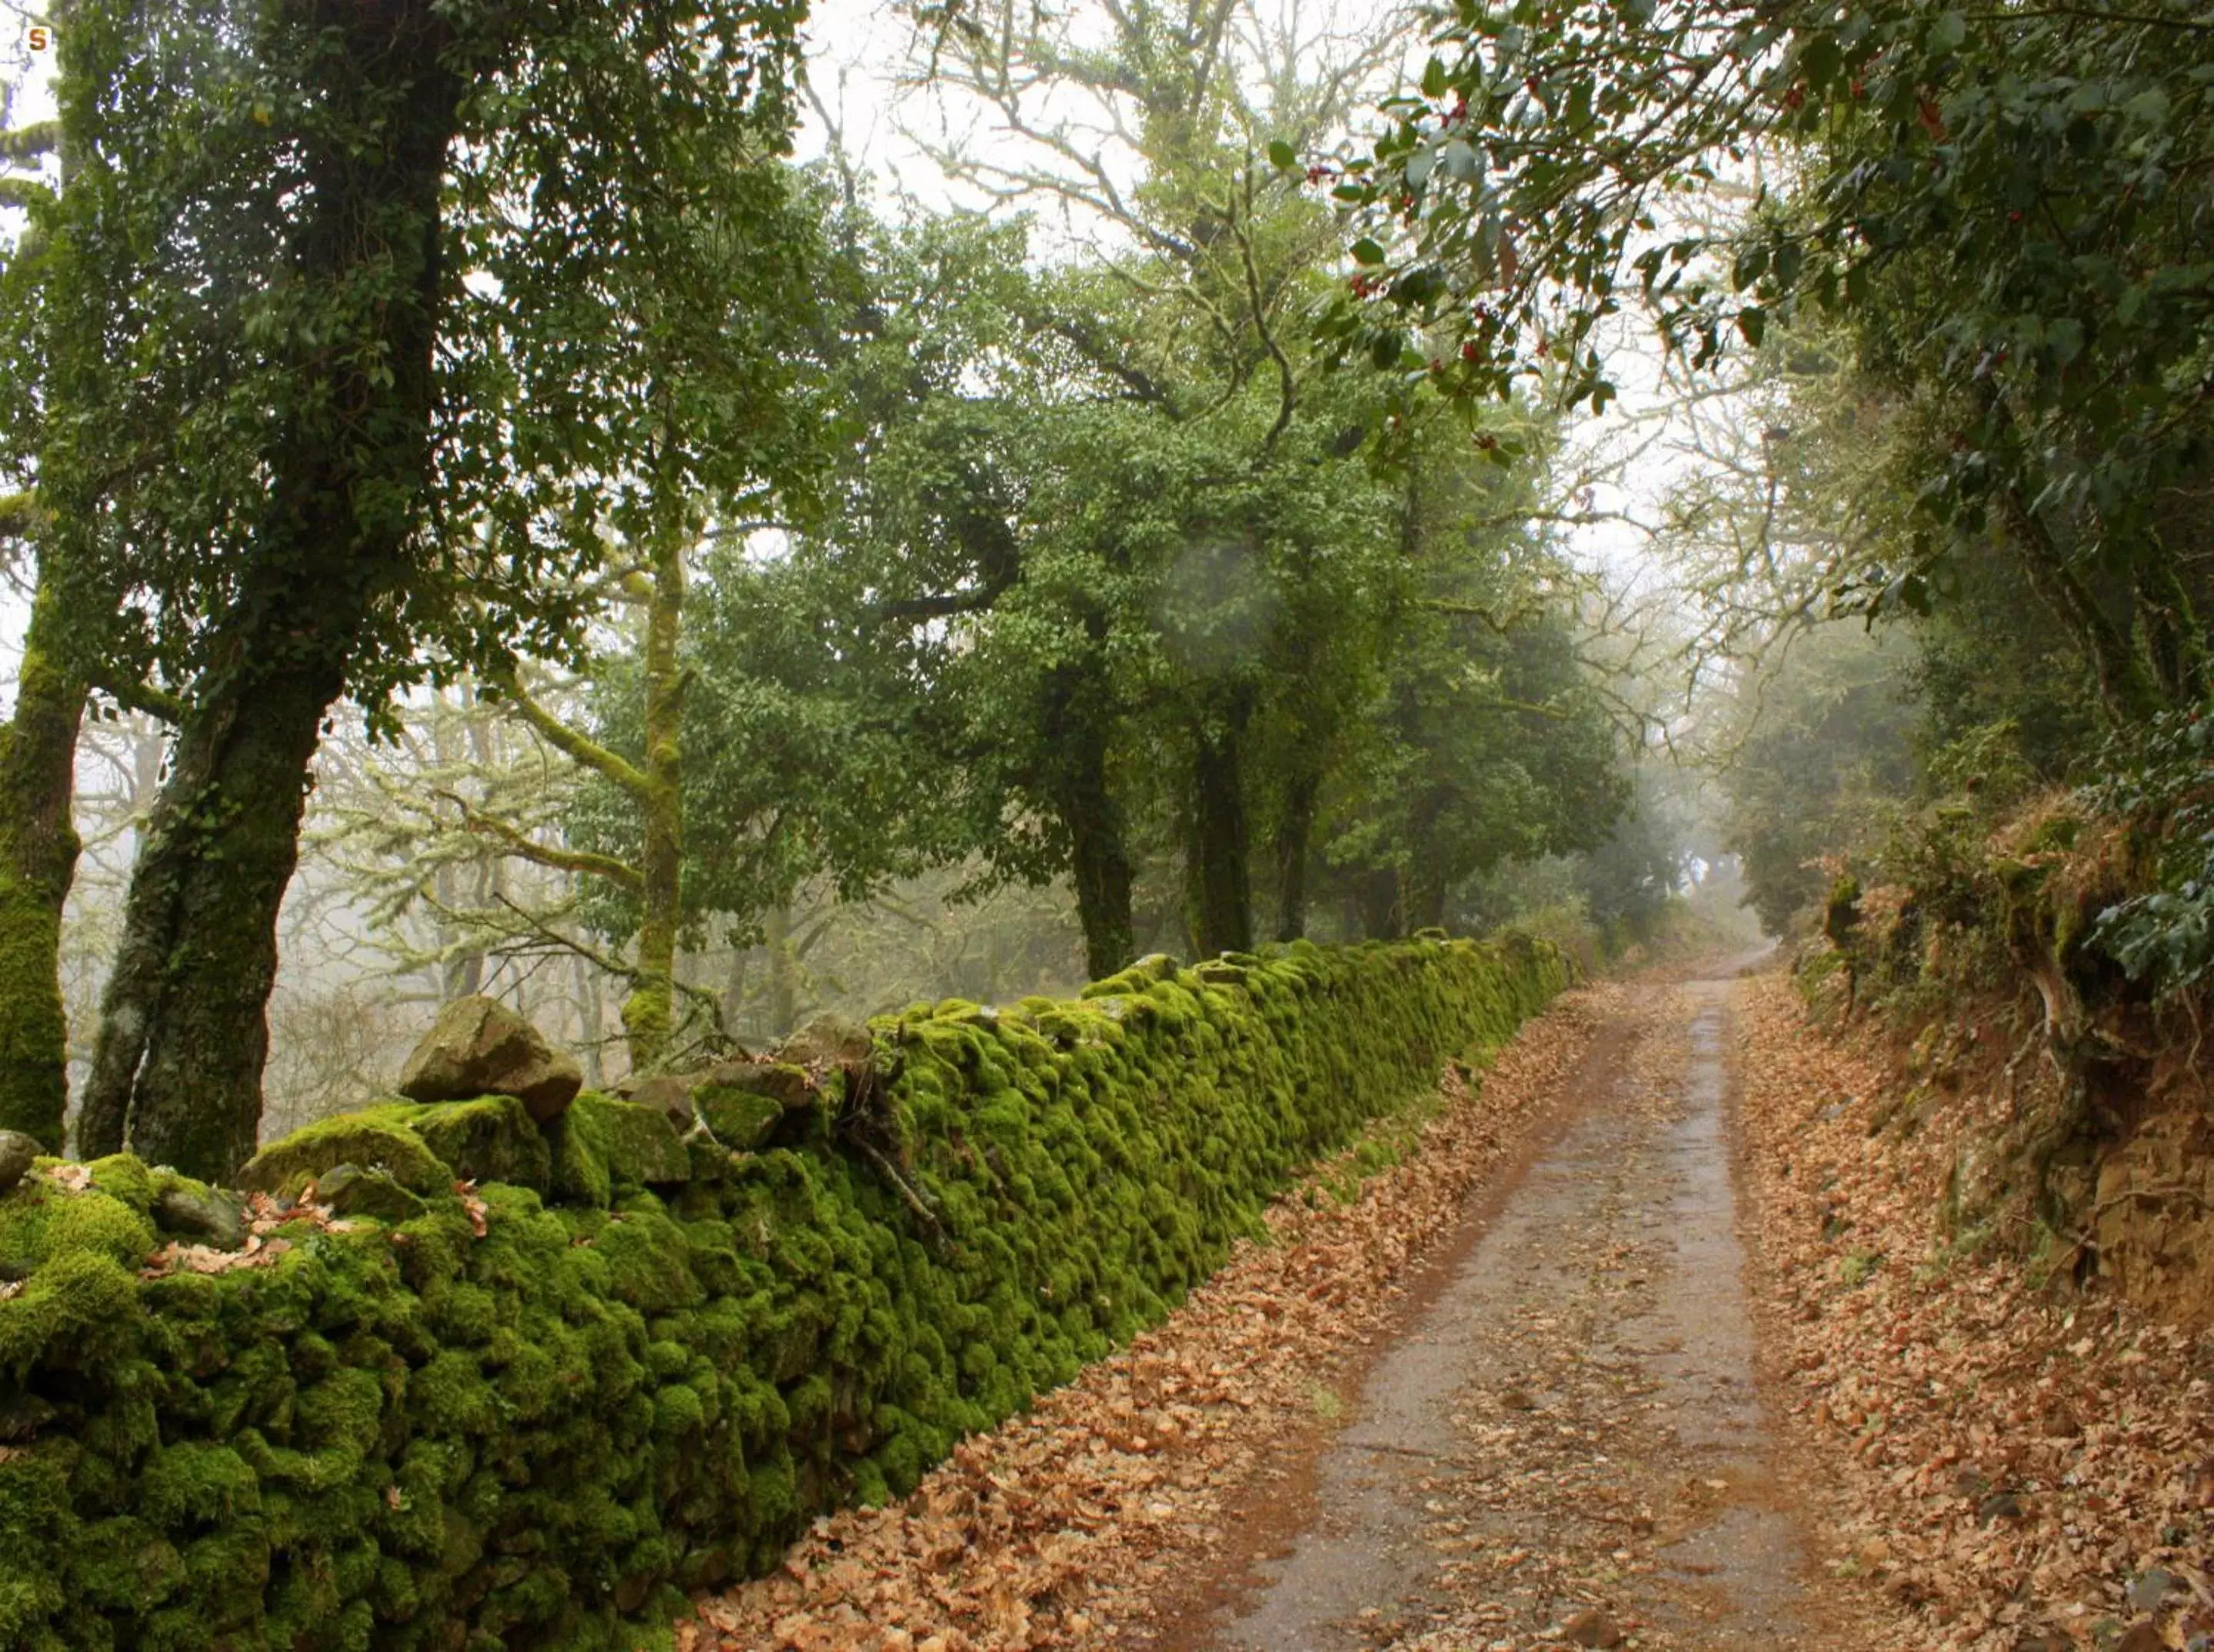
[1189,718,1252,956]
[1069,812,1135,981]
[765,901,798,1036]
[574,952,605,1089]
[2133,548,2205,708]
[1044,663,1134,981]
[0,583,85,1150]
[1404,872,1448,933]
[620,521,688,1071]
[1272,768,1319,943]
[78,2,461,1181]
[2003,484,2159,724]
[0,22,85,1151]
[1979,389,2165,723]
[80,634,354,1175]
[1356,866,1402,940]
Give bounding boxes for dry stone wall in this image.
[0,935,1569,1650]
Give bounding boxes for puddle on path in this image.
[1177,976,1873,1652]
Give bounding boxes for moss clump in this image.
[318,1164,428,1224]
[0,1176,155,1278]
[236,1104,455,1197]
[549,1095,691,1207]
[410,1094,552,1192]
[692,1086,784,1151]
[0,937,1568,1650]
[235,1095,554,1204]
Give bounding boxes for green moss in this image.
[693,1085,784,1151]
[410,1096,551,1194]
[0,1180,156,1277]
[82,1155,155,1214]
[550,1096,691,1207]
[237,1105,454,1197]
[318,1164,428,1224]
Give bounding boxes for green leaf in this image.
[1422,56,1449,100]
[1352,237,1387,266]
[2123,88,2171,127]
[1268,139,1298,171]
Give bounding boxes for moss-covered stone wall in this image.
[0,936,1568,1650]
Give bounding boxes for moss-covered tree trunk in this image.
[764,901,798,1034]
[0,579,85,1150]
[77,2,461,1181]
[1404,871,1449,933]
[0,60,87,1151]
[490,509,688,1074]
[1189,715,1253,956]
[623,518,688,1070]
[1067,799,1136,982]
[78,623,359,1174]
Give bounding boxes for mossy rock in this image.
[397,994,582,1123]
[315,1164,428,1224]
[0,1131,35,1197]
[150,1179,246,1250]
[82,1154,156,1213]
[1079,953,1180,998]
[411,1094,551,1193]
[548,1095,691,1207]
[774,1014,872,1068]
[693,1085,785,1152]
[704,1060,815,1109]
[238,1104,455,1197]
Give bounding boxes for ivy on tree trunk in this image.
[76,0,462,1181]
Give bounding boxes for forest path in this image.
[1152,968,1883,1652]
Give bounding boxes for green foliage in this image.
[1313,412,1628,936]
[0,937,1566,1647]
[1334,0,2214,718]
[2086,704,2214,996]
[5,0,817,711]
[1720,623,1922,934]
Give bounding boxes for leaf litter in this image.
[1734,977,2212,1652]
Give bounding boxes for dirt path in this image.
[1150,969,1888,1652]
[688,969,1933,1652]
